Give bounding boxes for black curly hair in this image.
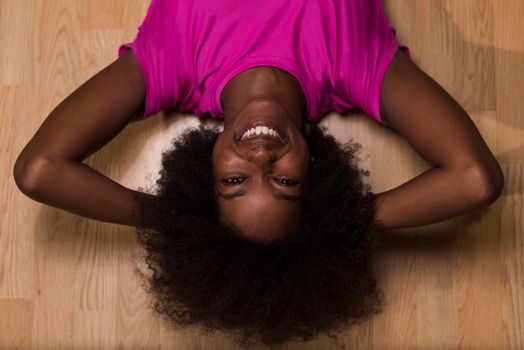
[132,122,385,348]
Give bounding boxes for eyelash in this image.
[223,177,246,185]
[277,178,297,186]
[222,177,297,186]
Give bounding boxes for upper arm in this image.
[15,49,146,169]
[380,50,504,191]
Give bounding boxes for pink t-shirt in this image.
[118,0,411,126]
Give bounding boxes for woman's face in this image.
[212,110,309,242]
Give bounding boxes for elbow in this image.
[13,157,49,195]
[469,164,505,206]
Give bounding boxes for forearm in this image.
[15,158,157,228]
[372,166,493,230]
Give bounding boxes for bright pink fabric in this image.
[118,0,410,125]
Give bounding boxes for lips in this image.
[237,120,287,143]
[241,125,284,141]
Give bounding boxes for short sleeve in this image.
[117,0,180,119]
[337,0,411,126]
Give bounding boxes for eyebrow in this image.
[218,190,303,201]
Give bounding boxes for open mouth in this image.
[240,125,285,142]
[237,119,287,143]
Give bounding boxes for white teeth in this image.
[240,125,284,141]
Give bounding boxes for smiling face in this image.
[212,100,309,242]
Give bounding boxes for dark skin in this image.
[213,66,309,241]
[13,49,503,232]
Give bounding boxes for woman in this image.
[13,0,504,346]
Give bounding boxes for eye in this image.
[222,177,246,185]
[275,178,298,186]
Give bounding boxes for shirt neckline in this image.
[212,55,316,120]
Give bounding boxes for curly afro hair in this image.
[132,122,385,348]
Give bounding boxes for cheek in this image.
[296,139,310,165]
[211,135,237,176]
[298,147,310,175]
[212,135,226,162]
[211,141,224,178]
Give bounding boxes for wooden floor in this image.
[1,0,523,349]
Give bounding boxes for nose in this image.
[246,145,277,166]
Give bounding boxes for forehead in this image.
[218,191,301,205]
[218,197,302,239]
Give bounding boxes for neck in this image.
[220,67,306,130]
